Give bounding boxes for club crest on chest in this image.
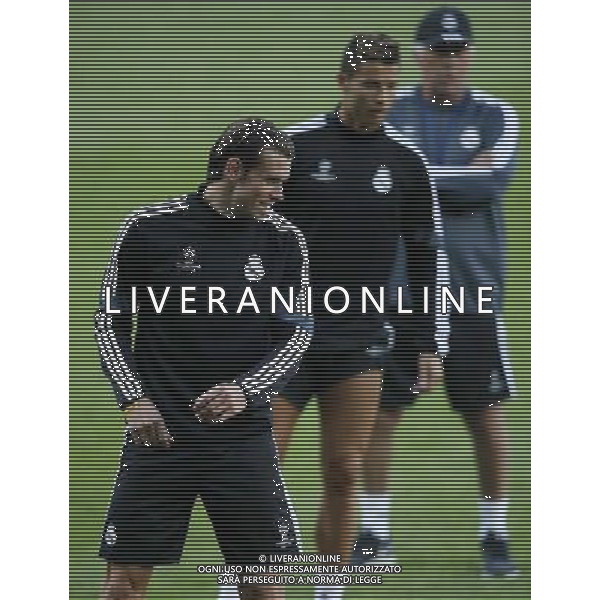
[372,165,393,193]
[244,254,265,282]
[310,159,337,182]
[176,245,202,273]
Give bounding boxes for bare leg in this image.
[317,370,382,562]
[215,396,302,600]
[362,407,403,495]
[99,564,153,600]
[461,403,509,499]
[271,395,304,462]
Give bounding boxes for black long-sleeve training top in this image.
[279,111,441,353]
[95,190,312,441]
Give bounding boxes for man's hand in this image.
[411,353,443,395]
[192,383,247,423]
[124,398,173,447]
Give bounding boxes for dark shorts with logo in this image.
[99,420,299,566]
[382,314,513,413]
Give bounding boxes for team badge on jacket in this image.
[372,165,393,193]
[244,254,265,282]
[176,245,202,273]
[310,159,337,182]
[460,127,481,150]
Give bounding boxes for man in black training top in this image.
[95,119,312,600]
[271,33,443,600]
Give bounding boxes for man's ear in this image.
[414,45,426,64]
[337,72,350,90]
[223,157,244,180]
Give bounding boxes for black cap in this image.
[415,6,472,51]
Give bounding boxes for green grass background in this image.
[70,1,530,598]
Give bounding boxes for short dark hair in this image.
[340,33,400,76]
[206,118,294,182]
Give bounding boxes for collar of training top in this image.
[415,85,472,110]
[326,109,387,138]
[190,184,257,226]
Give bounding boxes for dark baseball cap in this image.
[416,6,472,51]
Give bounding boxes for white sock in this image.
[479,497,509,539]
[360,493,392,539]
[315,585,345,600]
[217,584,240,600]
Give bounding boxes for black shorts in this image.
[278,345,386,412]
[382,314,513,413]
[99,421,299,566]
[380,335,420,410]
